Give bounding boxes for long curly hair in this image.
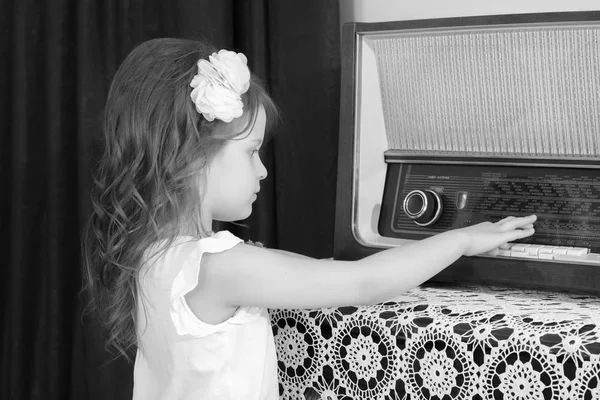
[82,38,279,360]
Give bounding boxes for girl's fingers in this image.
[496,216,515,224]
[502,215,537,231]
[505,227,535,242]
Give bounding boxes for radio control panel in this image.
[379,157,600,254]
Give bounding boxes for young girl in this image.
[83,38,536,400]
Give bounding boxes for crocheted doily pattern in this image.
[271,284,600,400]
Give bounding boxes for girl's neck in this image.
[177,218,214,238]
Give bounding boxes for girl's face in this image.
[203,107,268,222]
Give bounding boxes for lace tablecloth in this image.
[271,284,600,400]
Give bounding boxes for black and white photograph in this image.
[2,1,600,399]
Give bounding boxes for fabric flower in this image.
[208,50,250,94]
[190,50,250,122]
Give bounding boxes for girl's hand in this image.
[459,215,537,257]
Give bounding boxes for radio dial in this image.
[403,189,443,226]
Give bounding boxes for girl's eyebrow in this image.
[249,138,263,145]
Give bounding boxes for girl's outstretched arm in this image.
[187,215,536,314]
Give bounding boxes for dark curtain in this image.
[1,1,340,399]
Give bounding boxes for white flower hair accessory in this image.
[190,49,251,123]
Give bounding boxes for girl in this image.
[83,38,536,400]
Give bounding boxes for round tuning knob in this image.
[403,189,443,226]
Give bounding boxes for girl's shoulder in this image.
[142,231,244,278]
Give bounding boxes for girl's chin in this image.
[236,206,254,221]
[214,201,255,222]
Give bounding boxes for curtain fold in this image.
[268,1,341,258]
[1,1,340,398]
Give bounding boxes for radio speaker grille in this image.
[373,24,600,157]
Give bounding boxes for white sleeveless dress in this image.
[132,231,278,400]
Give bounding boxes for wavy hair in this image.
[82,38,279,360]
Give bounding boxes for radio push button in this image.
[537,246,557,260]
[552,247,572,255]
[510,251,538,259]
[565,247,590,256]
[403,189,443,227]
[510,244,529,252]
[524,245,544,255]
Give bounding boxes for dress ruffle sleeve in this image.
[169,231,263,337]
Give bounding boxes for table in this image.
[271,283,600,399]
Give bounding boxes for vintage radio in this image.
[334,11,600,294]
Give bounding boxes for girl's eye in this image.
[250,149,259,156]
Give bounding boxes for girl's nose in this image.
[257,157,268,180]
